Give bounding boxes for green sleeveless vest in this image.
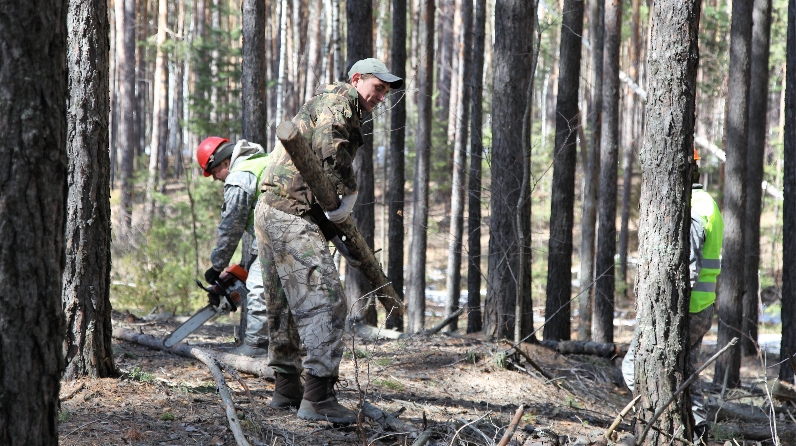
[690,189,724,313]
[230,153,271,229]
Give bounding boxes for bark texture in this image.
[577,0,603,341]
[144,0,169,227]
[63,0,116,381]
[466,0,487,334]
[0,1,68,441]
[544,0,584,342]
[387,0,407,329]
[742,0,773,357]
[593,0,622,344]
[345,0,377,325]
[443,0,474,332]
[780,0,796,383]
[716,0,753,389]
[242,0,268,145]
[485,0,534,339]
[276,122,404,326]
[407,0,435,333]
[633,1,702,442]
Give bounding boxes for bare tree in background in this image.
[0,0,67,440]
[444,0,474,332]
[118,0,137,236]
[466,0,487,334]
[742,0,773,357]
[634,1,702,440]
[144,0,169,228]
[780,0,796,384]
[407,0,436,333]
[716,0,753,389]
[387,0,408,330]
[578,0,603,341]
[485,0,534,339]
[593,0,622,344]
[544,0,585,342]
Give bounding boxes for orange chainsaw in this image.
[163,264,248,348]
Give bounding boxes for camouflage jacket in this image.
[210,139,266,271]
[261,82,364,215]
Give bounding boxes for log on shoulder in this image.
[276,121,404,328]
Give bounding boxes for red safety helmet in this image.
[197,136,229,177]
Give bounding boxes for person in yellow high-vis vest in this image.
[197,137,272,357]
[621,148,723,439]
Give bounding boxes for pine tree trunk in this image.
[274,0,289,137]
[593,0,622,344]
[779,0,796,383]
[543,0,585,342]
[387,0,407,330]
[64,0,116,381]
[145,0,169,228]
[109,0,119,187]
[634,2,701,442]
[344,0,376,325]
[443,0,474,333]
[466,0,487,334]
[169,0,185,179]
[742,0,773,357]
[485,0,534,340]
[209,0,221,124]
[716,0,753,389]
[0,0,67,440]
[577,0,603,341]
[407,0,435,333]
[305,0,323,102]
[119,0,137,236]
[618,0,641,286]
[242,0,268,145]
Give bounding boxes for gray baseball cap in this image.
[348,58,403,89]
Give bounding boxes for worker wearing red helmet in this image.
[622,147,723,441]
[197,136,273,357]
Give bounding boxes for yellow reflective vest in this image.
[229,152,271,229]
[690,188,724,313]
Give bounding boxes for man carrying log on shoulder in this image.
[254,58,402,423]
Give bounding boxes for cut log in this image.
[113,328,275,380]
[276,121,403,329]
[540,339,629,357]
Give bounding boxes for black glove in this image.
[207,292,221,308]
[205,267,221,285]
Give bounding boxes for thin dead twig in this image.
[603,394,641,441]
[496,404,525,446]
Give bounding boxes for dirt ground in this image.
[56,309,785,446]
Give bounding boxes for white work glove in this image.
[324,193,358,224]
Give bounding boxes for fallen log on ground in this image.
[113,328,275,380]
[276,121,403,329]
[539,339,629,358]
[362,401,418,434]
[711,422,796,442]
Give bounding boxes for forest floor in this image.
[57,304,787,446]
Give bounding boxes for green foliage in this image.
[185,2,243,137]
[58,411,70,423]
[373,378,404,391]
[159,412,175,421]
[465,350,480,364]
[111,175,224,315]
[344,348,371,360]
[127,366,155,383]
[374,358,392,367]
[493,351,508,369]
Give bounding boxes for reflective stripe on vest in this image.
[230,153,271,229]
[690,189,724,313]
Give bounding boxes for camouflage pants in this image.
[622,304,715,391]
[254,204,347,377]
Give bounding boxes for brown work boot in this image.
[297,374,357,424]
[270,372,303,409]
